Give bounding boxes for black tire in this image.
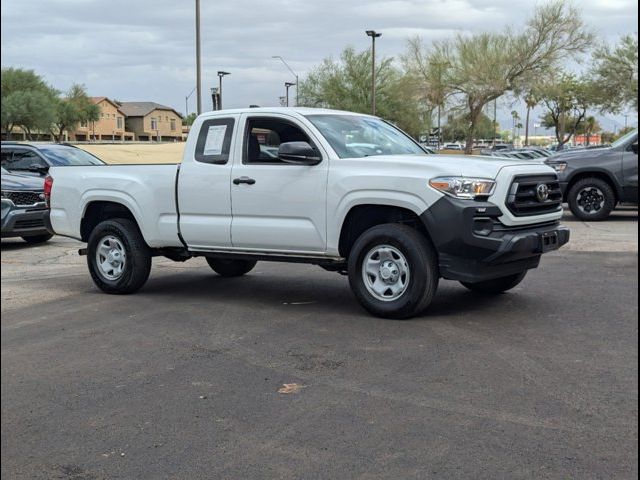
[22,233,53,244]
[347,223,439,319]
[206,257,257,277]
[87,219,152,294]
[567,177,616,221]
[460,271,527,294]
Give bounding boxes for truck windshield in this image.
[305,114,426,159]
[39,145,105,166]
[611,129,638,149]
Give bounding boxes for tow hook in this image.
[78,248,88,256]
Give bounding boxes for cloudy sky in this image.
[1,0,638,130]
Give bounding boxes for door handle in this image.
[233,177,256,185]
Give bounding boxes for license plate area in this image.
[540,231,559,252]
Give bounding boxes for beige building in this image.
[73,97,135,141]
[119,102,183,141]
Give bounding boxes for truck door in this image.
[230,114,329,253]
[176,115,237,249]
[622,137,638,202]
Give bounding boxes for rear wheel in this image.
[567,177,616,221]
[460,271,527,294]
[348,223,439,319]
[22,233,53,244]
[87,219,152,294]
[206,258,257,277]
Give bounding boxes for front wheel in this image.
[348,224,439,319]
[567,178,616,221]
[460,271,527,294]
[87,219,152,294]
[22,233,53,244]
[206,258,257,277]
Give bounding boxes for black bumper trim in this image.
[420,196,570,283]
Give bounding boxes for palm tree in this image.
[524,93,537,146]
[582,116,600,146]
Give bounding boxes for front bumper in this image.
[420,197,570,283]
[1,199,50,238]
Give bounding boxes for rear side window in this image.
[195,118,235,164]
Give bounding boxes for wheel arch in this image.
[81,200,141,242]
[337,204,435,259]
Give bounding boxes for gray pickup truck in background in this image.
[546,129,638,220]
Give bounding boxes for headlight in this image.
[546,161,567,173]
[429,177,496,199]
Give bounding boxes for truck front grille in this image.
[3,191,45,207]
[506,175,562,217]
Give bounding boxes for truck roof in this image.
[197,107,373,119]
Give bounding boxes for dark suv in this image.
[546,129,638,220]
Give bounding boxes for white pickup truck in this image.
[46,107,569,318]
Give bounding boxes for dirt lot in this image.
[1,210,638,479]
[78,143,185,164]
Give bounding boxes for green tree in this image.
[538,74,599,147]
[183,112,197,126]
[50,84,101,142]
[1,67,57,139]
[442,112,496,142]
[298,46,426,137]
[591,34,638,113]
[415,0,593,153]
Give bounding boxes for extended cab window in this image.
[195,118,235,164]
[244,117,319,164]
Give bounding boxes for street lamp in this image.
[365,30,382,115]
[272,56,299,106]
[217,71,230,110]
[284,82,296,107]
[185,86,196,117]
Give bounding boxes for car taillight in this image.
[44,175,53,207]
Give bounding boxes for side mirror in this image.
[631,143,638,155]
[278,142,321,165]
[28,163,49,174]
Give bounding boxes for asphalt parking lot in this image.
[1,209,638,479]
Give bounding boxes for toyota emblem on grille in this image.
[536,183,550,202]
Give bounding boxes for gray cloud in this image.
[1,0,637,129]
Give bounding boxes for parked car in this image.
[442,143,464,151]
[546,129,638,220]
[46,108,569,319]
[1,142,104,176]
[1,167,52,243]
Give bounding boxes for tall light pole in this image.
[285,82,296,107]
[365,30,382,115]
[272,56,299,106]
[185,86,196,117]
[217,71,230,110]
[195,0,202,115]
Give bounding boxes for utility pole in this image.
[195,0,202,115]
[365,30,382,115]
[272,56,299,106]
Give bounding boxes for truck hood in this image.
[548,147,612,162]
[1,171,45,191]
[353,154,544,179]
